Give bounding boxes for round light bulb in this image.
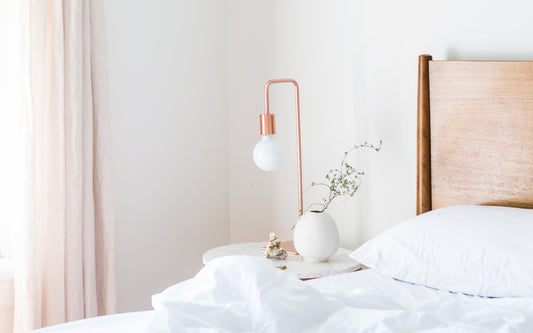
[253,135,285,171]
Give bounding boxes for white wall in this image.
[104,0,230,312]
[227,0,533,247]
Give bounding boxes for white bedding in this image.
[33,311,154,333]
[35,256,533,332]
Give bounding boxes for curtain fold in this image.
[12,0,116,331]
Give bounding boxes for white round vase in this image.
[293,211,340,262]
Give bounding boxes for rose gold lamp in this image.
[253,78,303,217]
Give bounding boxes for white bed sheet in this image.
[33,311,154,333]
[35,256,533,332]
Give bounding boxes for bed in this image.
[34,55,533,332]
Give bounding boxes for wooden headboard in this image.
[417,54,533,215]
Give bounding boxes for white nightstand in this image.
[202,242,361,280]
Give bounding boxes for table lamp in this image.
[253,78,303,216]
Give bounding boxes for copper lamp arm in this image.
[261,78,303,217]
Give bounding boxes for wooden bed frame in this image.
[417,54,533,215]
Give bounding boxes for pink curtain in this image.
[12,0,116,331]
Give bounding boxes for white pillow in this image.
[350,205,533,297]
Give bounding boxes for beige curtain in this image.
[12,0,116,331]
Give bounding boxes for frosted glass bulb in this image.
[253,135,285,171]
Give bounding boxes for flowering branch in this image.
[304,141,382,214]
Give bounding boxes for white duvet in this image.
[147,256,533,332]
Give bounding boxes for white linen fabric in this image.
[145,256,533,333]
[11,1,116,331]
[32,311,154,333]
[350,205,533,297]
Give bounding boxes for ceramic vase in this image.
[293,211,339,262]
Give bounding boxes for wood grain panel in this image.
[428,60,533,209]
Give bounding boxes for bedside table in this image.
[202,242,361,280]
